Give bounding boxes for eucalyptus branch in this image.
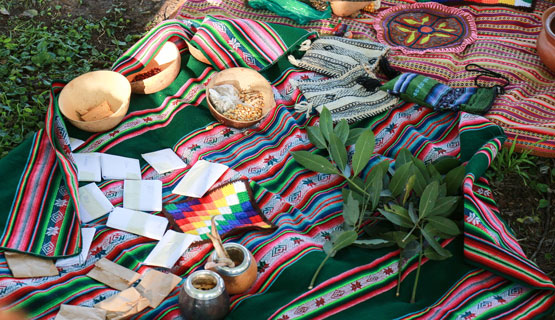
[410,233,424,304]
[309,251,333,290]
[396,249,403,297]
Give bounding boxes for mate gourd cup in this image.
[58,70,131,132]
[206,67,275,129]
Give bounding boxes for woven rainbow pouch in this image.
[163,179,275,241]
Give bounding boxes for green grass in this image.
[0,1,141,157]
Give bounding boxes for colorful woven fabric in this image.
[293,65,399,122]
[189,15,311,71]
[0,7,553,320]
[288,36,389,77]
[163,179,274,240]
[374,3,477,54]
[382,72,498,114]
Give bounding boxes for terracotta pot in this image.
[207,243,258,295]
[330,1,373,17]
[537,6,555,73]
[178,270,229,320]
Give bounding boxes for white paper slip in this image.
[101,153,142,180]
[123,180,163,212]
[143,230,199,268]
[78,183,114,223]
[106,207,168,240]
[172,160,228,198]
[56,228,96,267]
[69,137,85,151]
[73,153,101,182]
[141,148,187,174]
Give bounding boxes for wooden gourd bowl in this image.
[206,67,275,129]
[187,42,211,65]
[126,41,181,94]
[58,70,131,132]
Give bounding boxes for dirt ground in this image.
[6,0,555,286]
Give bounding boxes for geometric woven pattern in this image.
[163,179,275,241]
[374,3,477,54]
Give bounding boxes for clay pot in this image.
[178,270,230,320]
[330,1,373,17]
[207,243,258,295]
[537,6,555,73]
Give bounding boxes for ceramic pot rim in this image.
[546,9,555,38]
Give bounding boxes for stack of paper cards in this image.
[143,230,198,268]
[107,207,168,240]
[73,153,101,182]
[123,180,163,212]
[101,154,142,180]
[172,160,228,197]
[141,148,186,174]
[78,183,114,223]
[56,228,96,267]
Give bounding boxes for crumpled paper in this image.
[136,269,182,308]
[86,258,140,291]
[94,287,149,320]
[55,304,106,320]
[4,251,59,278]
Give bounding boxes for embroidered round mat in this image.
[373,3,477,54]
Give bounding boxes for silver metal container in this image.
[178,270,229,320]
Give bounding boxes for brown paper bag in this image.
[4,251,59,278]
[87,258,140,290]
[136,269,182,308]
[94,287,150,320]
[55,304,107,320]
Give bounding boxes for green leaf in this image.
[389,162,413,198]
[445,165,466,196]
[352,130,375,177]
[401,240,421,259]
[424,246,451,260]
[408,202,418,224]
[346,128,365,146]
[395,148,413,170]
[353,239,393,249]
[433,157,461,174]
[429,196,460,217]
[426,216,460,236]
[421,226,451,257]
[419,181,439,219]
[383,231,416,248]
[413,158,430,182]
[411,165,427,196]
[319,107,333,143]
[331,230,358,253]
[329,133,348,174]
[378,208,413,228]
[344,182,364,203]
[403,175,416,205]
[323,240,335,257]
[334,119,349,145]
[538,199,549,209]
[291,151,338,174]
[307,126,327,149]
[342,191,360,228]
[427,164,441,182]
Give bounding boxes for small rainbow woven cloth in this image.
[163,179,275,240]
[373,3,477,54]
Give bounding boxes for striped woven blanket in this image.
[0,5,553,320]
